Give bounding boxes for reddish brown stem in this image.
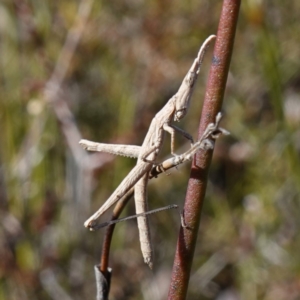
[99,188,134,272]
[168,1,241,299]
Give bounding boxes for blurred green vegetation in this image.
[1,0,300,299]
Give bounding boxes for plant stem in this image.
[168,1,241,299]
[99,188,134,272]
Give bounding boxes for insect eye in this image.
[175,109,186,121]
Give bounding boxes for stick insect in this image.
[80,35,216,268]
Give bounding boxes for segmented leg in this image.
[169,124,194,144]
[134,173,153,269]
[84,161,152,228]
[162,124,178,155]
[79,139,141,158]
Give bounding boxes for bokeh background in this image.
[1,0,300,299]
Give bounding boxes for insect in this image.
[80,35,216,268]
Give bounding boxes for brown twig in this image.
[99,188,134,272]
[168,1,241,299]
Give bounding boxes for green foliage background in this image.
[1,0,300,299]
